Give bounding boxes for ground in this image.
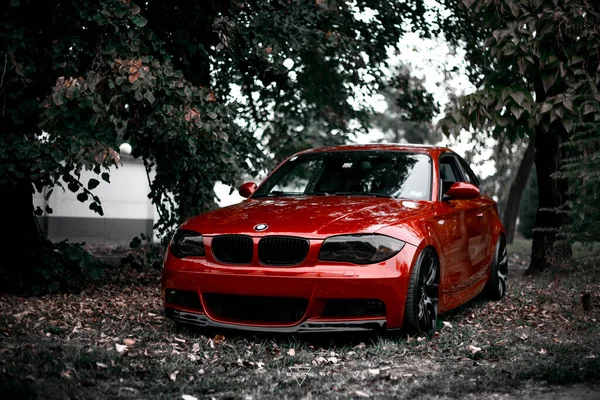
[1,240,599,399]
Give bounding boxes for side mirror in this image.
[444,182,480,200]
[238,182,257,198]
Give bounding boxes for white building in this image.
[34,154,246,246]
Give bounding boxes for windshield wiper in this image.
[317,192,392,198]
[253,191,300,198]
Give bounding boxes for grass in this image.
[1,242,599,399]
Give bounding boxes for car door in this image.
[437,153,485,291]
[456,154,495,269]
[435,154,471,293]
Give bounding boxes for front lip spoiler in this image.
[166,308,386,333]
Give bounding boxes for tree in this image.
[438,0,600,273]
[0,0,430,290]
[518,167,538,239]
[371,66,441,144]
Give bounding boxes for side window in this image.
[439,156,464,198]
[457,156,481,188]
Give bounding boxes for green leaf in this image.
[68,181,79,192]
[88,178,100,190]
[86,71,98,92]
[539,102,552,114]
[130,236,142,249]
[562,119,573,133]
[89,202,104,216]
[542,72,557,93]
[583,103,596,115]
[52,91,64,106]
[101,172,110,183]
[45,205,53,214]
[144,91,155,104]
[510,105,524,120]
[510,91,525,106]
[133,15,148,27]
[77,192,88,202]
[462,0,475,8]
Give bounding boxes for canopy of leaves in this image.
[438,0,600,140]
[371,67,441,144]
[1,0,430,241]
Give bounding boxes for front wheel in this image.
[403,247,439,335]
[486,235,508,300]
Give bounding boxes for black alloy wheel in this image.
[404,247,439,334]
[487,235,508,300]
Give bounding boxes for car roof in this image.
[294,143,451,156]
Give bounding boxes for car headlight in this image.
[170,230,205,258]
[319,234,405,264]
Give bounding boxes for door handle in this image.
[476,213,484,218]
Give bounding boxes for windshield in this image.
[253,151,432,200]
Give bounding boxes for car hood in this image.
[181,196,433,239]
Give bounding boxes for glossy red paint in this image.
[162,144,505,332]
[238,182,257,198]
[445,182,480,200]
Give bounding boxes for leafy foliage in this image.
[557,121,600,245]
[371,67,441,144]
[439,0,600,139]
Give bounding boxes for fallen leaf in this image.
[192,343,200,353]
[173,337,186,343]
[60,369,72,379]
[538,348,547,355]
[115,343,128,354]
[466,345,482,354]
[355,390,370,398]
[169,370,179,382]
[123,338,135,346]
[313,356,328,366]
[96,362,108,369]
[128,71,139,83]
[287,348,296,356]
[368,368,380,375]
[182,395,198,400]
[213,334,225,346]
[442,321,452,330]
[206,91,216,102]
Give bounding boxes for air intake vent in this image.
[258,236,310,266]
[203,294,308,323]
[211,235,253,264]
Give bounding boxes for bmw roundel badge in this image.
[254,223,268,231]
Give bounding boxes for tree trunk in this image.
[527,122,571,274]
[0,178,46,289]
[503,137,536,244]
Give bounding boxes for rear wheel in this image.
[403,247,439,334]
[486,235,508,300]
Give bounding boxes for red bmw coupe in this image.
[162,144,507,334]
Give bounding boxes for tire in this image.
[403,247,439,335]
[486,235,508,300]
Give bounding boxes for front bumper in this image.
[161,243,418,332]
[166,308,386,333]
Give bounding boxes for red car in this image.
[162,144,507,334]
